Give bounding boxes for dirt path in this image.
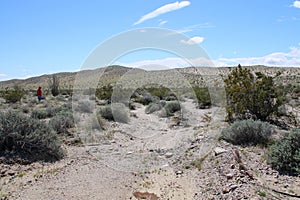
[8,99,225,200]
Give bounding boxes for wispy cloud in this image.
[181,36,205,45]
[0,73,7,77]
[159,20,168,26]
[177,23,215,33]
[133,1,191,25]
[292,1,300,8]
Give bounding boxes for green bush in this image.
[193,87,211,109]
[161,101,181,117]
[99,103,129,123]
[266,129,300,175]
[2,85,25,103]
[220,119,274,146]
[145,102,163,114]
[223,65,281,122]
[0,111,64,162]
[96,84,113,101]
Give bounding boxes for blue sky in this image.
[0,0,300,81]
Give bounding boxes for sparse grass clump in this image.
[220,119,274,146]
[266,129,300,175]
[31,109,48,119]
[0,111,64,162]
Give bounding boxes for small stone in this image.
[214,147,227,156]
[175,170,183,175]
[230,184,238,191]
[226,173,234,179]
[126,151,133,155]
[165,152,173,158]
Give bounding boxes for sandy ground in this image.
[2,98,300,200]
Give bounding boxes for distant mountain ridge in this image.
[0,65,299,90]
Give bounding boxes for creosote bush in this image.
[0,111,64,162]
[2,85,25,103]
[220,119,274,146]
[193,87,212,109]
[223,64,281,122]
[266,129,300,175]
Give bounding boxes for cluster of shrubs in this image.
[0,111,64,162]
[221,65,300,175]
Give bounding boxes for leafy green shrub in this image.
[266,129,300,175]
[161,101,181,117]
[145,102,163,114]
[146,86,173,100]
[0,111,64,162]
[193,87,211,109]
[223,65,281,122]
[2,85,25,103]
[99,103,129,123]
[49,111,74,134]
[96,84,113,101]
[220,119,274,146]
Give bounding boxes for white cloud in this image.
[181,36,204,45]
[293,1,300,8]
[0,74,7,77]
[133,1,190,25]
[159,20,168,26]
[217,47,300,67]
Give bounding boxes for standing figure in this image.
[37,86,42,102]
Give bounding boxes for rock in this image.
[175,170,183,175]
[6,170,16,176]
[126,151,133,155]
[165,152,173,158]
[225,173,234,179]
[214,147,227,156]
[230,184,238,191]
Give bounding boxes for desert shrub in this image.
[223,64,281,122]
[161,101,181,117]
[193,87,211,109]
[22,106,30,114]
[145,102,163,114]
[31,109,48,119]
[146,86,173,100]
[75,100,93,113]
[98,105,113,120]
[49,111,74,134]
[0,111,64,162]
[220,119,274,146]
[96,84,113,101]
[2,85,25,103]
[99,103,129,123]
[266,129,300,175]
